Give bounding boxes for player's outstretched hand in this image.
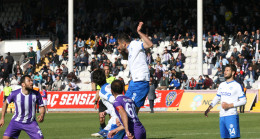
[0,118,4,127]
[108,129,118,138]
[204,106,212,117]
[126,131,134,139]
[137,22,143,33]
[204,108,210,117]
[37,114,44,123]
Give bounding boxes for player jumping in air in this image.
[117,22,153,113]
[0,75,45,139]
[205,64,247,139]
[108,80,146,139]
[91,69,125,139]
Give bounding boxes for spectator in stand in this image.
[73,53,80,69]
[205,50,214,64]
[196,75,204,89]
[61,64,68,81]
[148,65,155,77]
[86,37,94,49]
[176,49,186,63]
[152,34,160,47]
[241,46,249,60]
[109,35,116,51]
[56,65,63,76]
[180,71,188,83]
[170,40,179,53]
[51,52,60,70]
[215,56,229,68]
[13,64,23,80]
[157,76,168,90]
[156,54,161,63]
[254,39,260,61]
[206,38,213,52]
[5,52,14,66]
[52,76,62,91]
[77,38,85,48]
[146,52,154,65]
[181,79,189,90]
[189,77,197,90]
[176,58,183,69]
[45,76,53,91]
[79,53,88,71]
[148,77,156,113]
[243,66,256,88]
[219,37,229,53]
[68,82,79,91]
[212,38,220,52]
[228,55,236,65]
[162,50,171,66]
[90,58,98,72]
[3,58,12,79]
[28,47,36,66]
[231,48,240,60]
[241,59,249,73]
[111,63,119,76]
[169,56,177,70]
[62,45,68,61]
[202,75,213,89]
[235,69,244,85]
[33,72,42,86]
[169,75,180,90]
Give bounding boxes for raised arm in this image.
[137,22,153,49]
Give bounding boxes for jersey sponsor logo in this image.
[166,91,177,107]
[221,92,231,96]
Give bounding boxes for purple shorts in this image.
[4,120,44,139]
[124,123,146,139]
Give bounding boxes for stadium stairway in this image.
[251,92,260,112]
[35,44,67,72]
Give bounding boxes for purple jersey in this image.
[6,89,44,123]
[113,95,146,139]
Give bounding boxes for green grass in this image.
[0,113,259,139]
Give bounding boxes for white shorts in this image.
[43,99,47,106]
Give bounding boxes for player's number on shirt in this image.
[125,103,137,119]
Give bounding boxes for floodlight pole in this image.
[197,0,203,76]
[68,0,74,73]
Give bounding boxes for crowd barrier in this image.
[0,90,257,112]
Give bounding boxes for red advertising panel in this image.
[143,90,184,108]
[0,90,183,110]
[47,91,96,109]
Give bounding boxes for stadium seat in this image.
[173,53,178,59]
[181,47,186,52]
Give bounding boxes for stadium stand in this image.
[1,0,260,91]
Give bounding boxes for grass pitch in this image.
[0,112,259,139]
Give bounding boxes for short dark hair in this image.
[92,69,106,86]
[42,86,46,90]
[225,64,237,77]
[111,80,124,94]
[117,33,131,43]
[20,75,31,85]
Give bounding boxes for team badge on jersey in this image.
[166,91,177,107]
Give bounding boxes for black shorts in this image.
[4,96,8,101]
[99,99,107,112]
